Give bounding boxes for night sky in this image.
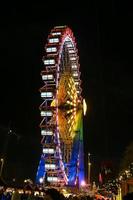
[0,2,132,183]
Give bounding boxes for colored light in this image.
[81,180,86,186]
[39,177,43,183]
[83,99,87,116]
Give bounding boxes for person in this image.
[123,192,133,200]
[21,190,28,200]
[45,188,65,200]
[11,188,21,200]
[1,189,8,200]
[27,191,35,200]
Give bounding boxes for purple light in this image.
[80,180,86,186]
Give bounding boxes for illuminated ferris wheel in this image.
[36,26,86,186]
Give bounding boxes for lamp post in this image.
[0,124,20,179]
[88,153,91,185]
[0,158,4,177]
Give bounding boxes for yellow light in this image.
[83,99,87,115]
[67,100,70,104]
[68,119,71,123]
[67,91,70,95]
[51,99,56,107]
[67,109,73,114]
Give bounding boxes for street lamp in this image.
[88,153,91,185]
[0,158,4,177]
[0,125,20,179]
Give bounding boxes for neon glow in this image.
[83,99,87,116]
[81,180,86,186]
[39,177,43,183]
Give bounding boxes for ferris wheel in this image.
[36,26,86,186]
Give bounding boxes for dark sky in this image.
[0,2,132,182]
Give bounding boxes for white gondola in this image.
[41,129,53,136]
[49,38,59,43]
[41,111,52,117]
[46,47,57,53]
[73,72,78,77]
[51,32,61,36]
[43,148,55,154]
[42,74,54,81]
[69,49,75,54]
[75,81,79,85]
[67,43,73,48]
[70,57,77,61]
[71,65,77,69]
[45,164,56,170]
[44,59,55,65]
[41,92,53,98]
[47,177,58,182]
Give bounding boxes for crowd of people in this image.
[0,187,95,200]
[0,181,133,200]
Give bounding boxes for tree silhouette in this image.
[119,141,133,172]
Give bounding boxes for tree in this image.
[119,141,133,172]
